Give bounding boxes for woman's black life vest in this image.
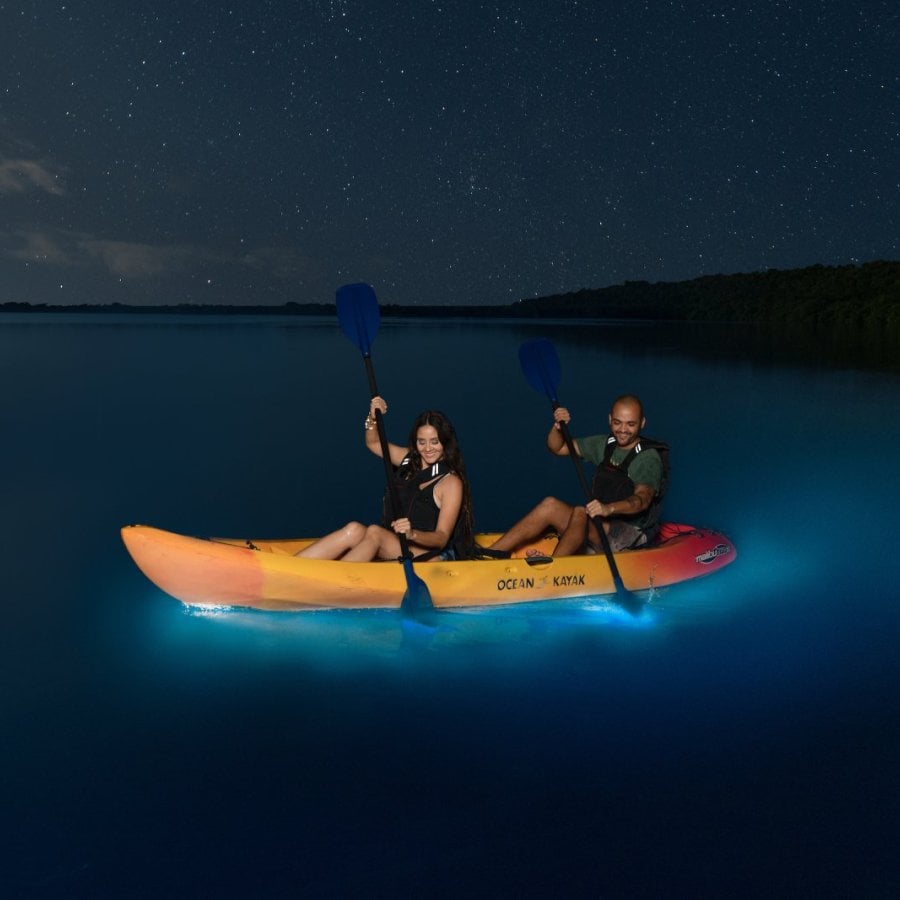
[590,436,670,538]
[383,457,464,560]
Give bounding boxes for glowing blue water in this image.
[1,315,898,896]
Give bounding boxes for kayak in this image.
[120,522,736,611]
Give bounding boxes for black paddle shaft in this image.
[554,407,631,598]
[335,281,433,613]
[553,405,594,500]
[363,355,413,562]
[518,336,636,607]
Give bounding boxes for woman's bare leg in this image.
[342,524,402,562]
[295,521,367,559]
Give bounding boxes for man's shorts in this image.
[604,520,648,552]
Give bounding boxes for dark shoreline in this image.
[3,259,897,322]
[3,261,898,372]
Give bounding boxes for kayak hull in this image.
[120,523,737,611]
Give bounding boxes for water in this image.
[2,314,898,897]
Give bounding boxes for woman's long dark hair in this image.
[403,409,474,550]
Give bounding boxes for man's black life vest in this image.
[591,436,670,539]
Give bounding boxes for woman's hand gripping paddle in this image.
[336,283,434,614]
[518,338,639,611]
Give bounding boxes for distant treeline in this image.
[508,260,900,328]
[3,261,898,330]
[0,300,337,316]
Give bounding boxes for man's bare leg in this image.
[553,506,590,556]
[490,496,576,553]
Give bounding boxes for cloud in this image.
[2,227,323,294]
[1,229,205,278]
[0,158,64,195]
[4,230,73,264]
[78,238,199,277]
[240,246,319,281]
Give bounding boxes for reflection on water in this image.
[2,314,899,896]
[165,594,654,660]
[541,318,900,373]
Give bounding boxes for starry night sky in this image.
[1,1,897,307]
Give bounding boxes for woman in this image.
[296,396,473,562]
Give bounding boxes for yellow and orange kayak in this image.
[120,523,736,611]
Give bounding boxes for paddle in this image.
[335,282,434,614]
[518,337,638,608]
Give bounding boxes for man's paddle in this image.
[518,337,638,609]
[335,282,434,614]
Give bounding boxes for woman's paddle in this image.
[518,337,638,609]
[335,282,434,614]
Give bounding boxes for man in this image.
[489,394,665,557]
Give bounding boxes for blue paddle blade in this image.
[400,558,434,615]
[336,283,380,355]
[519,338,561,403]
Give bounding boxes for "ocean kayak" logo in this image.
[695,543,731,565]
[496,573,586,591]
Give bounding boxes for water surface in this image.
[1,315,897,896]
